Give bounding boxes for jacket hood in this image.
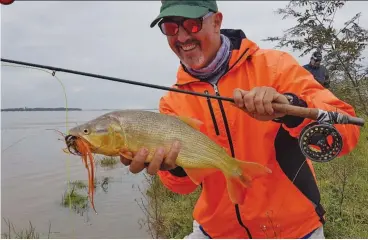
[175,29,260,85]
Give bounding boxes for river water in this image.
[1,110,152,238]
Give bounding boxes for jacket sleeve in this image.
[272,51,361,156]
[156,91,198,194]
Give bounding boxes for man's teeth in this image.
[181,44,197,51]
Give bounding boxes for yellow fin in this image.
[223,157,272,204]
[235,160,271,187]
[62,148,71,154]
[119,151,133,160]
[177,116,203,130]
[225,175,248,205]
[184,168,218,185]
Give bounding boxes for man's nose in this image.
[177,25,191,43]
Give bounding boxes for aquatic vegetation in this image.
[1,218,53,239]
[98,156,119,168]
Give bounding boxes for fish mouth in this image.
[65,134,81,155]
[65,134,99,156]
[64,134,90,156]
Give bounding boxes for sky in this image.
[1,1,368,110]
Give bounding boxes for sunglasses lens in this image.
[160,22,178,36]
[160,18,203,36]
[183,19,201,33]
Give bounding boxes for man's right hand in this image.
[119,140,181,175]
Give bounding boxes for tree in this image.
[263,0,368,115]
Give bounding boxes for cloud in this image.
[2,1,368,109]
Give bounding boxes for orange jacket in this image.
[157,29,360,239]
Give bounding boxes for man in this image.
[120,1,360,238]
[303,51,330,88]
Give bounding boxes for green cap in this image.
[150,0,218,28]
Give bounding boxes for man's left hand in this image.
[233,87,290,121]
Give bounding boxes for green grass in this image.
[1,218,53,239]
[70,180,88,189]
[61,177,112,214]
[98,156,119,168]
[135,174,201,239]
[313,118,368,238]
[1,218,40,239]
[61,184,89,213]
[143,118,368,239]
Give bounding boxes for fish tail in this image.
[223,157,272,205]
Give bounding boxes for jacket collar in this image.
[175,29,260,86]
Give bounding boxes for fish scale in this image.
[109,110,225,168]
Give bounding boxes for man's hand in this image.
[233,87,290,121]
[119,140,181,175]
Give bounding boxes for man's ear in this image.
[213,12,223,33]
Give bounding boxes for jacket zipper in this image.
[211,83,253,239]
[175,47,252,238]
[204,90,220,136]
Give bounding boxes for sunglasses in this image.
[158,12,214,36]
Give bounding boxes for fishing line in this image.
[1,130,51,153]
[1,63,76,236]
[1,133,37,153]
[270,159,308,237]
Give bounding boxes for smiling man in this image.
[120,0,360,238]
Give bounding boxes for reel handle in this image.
[344,115,365,127]
[272,103,365,127]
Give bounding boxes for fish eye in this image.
[83,128,90,135]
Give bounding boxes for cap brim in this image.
[150,5,209,28]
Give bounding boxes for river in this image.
[1,110,152,238]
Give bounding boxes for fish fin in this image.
[225,175,248,205]
[223,157,272,204]
[119,151,133,160]
[62,148,71,154]
[177,116,203,130]
[184,168,218,185]
[236,159,272,185]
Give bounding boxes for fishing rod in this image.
[1,57,365,162]
[1,58,364,126]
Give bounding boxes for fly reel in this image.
[299,122,343,162]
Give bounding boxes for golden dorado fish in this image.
[65,110,272,211]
